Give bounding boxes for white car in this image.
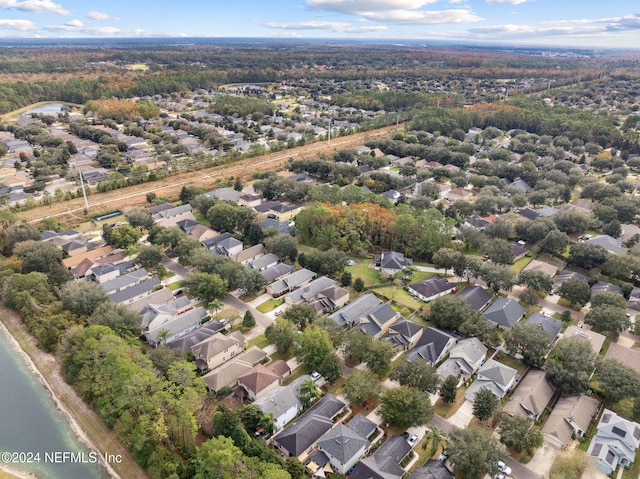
[310,371,321,381]
[407,434,419,447]
[496,461,512,476]
[274,309,283,316]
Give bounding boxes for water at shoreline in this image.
[0,321,107,479]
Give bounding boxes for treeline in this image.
[411,99,621,147]
[295,202,453,259]
[332,90,463,112]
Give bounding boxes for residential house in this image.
[525,313,563,345]
[462,215,490,231]
[255,375,309,432]
[101,268,148,295]
[144,306,207,346]
[553,270,590,290]
[206,187,243,203]
[349,435,412,479]
[203,233,243,257]
[90,263,120,284]
[259,218,294,235]
[273,394,346,459]
[405,327,457,365]
[330,293,399,339]
[267,268,316,297]
[483,298,526,328]
[511,241,529,260]
[465,358,517,402]
[240,193,263,208]
[628,287,640,313]
[408,460,453,479]
[139,296,192,329]
[61,245,115,271]
[201,346,268,393]
[542,395,599,449]
[407,277,456,303]
[316,423,370,475]
[191,331,245,371]
[591,281,624,297]
[261,263,294,284]
[236,362,290,401]
[375,251,413,275]
[604,343,640,375]
[110,277,161,305]
[587,409,640,474]
[437,338,488,381]
[385,317,423,350]
[620,224,640,244]
[248,251,279,271]
[233,244,266,265]
[151,204,195,228]
[563,326,606,355]
[521,259,559,278]
[503,369,556,420]
[509,178,532,193]
[168,320,226,354]
[445,188,473,202]
[187,224,218,243]
[587,235,627,255]
[284,276,336,305]
[381,189,402,203]
[126,288,173,313]
[454,285,492,311]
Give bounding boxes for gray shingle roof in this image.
[483,297,525,328]
[273,394,346,457]
[110,277,159,303]
[405,327,457,364]
[317,423,370,464]
[525,313,563,344]
[455,285,492,311]
[407,277,455,300]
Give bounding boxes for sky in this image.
[0,0,639,49]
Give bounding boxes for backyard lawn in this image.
[374,285,423,311]
[345,260,381,287]
[247,333,270,349]
[256,297,284,313]
[512,256,533,273]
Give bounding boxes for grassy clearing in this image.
[345,261,381,287]
[512,256,533,273]
[374,286,422,310]
[256,297,284,313]
[126,63,149,70]
[168,281,183,291]
[194,212,210,226]
[247,333,270,349]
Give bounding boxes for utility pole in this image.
[78,169,89,212]
[327,118,331,147]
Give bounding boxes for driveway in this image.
[526,443,558,479]
[447,400,474,428]
[161,256,191,278]
[503,456,542,479]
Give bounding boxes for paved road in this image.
[161,256,191,278]
[503,456,542,479]
[223,294,272,330]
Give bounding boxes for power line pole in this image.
[78,169,89,212]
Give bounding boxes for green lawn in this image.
[194,211,210,226]
[434,385,468,418]
[374,286,422,310]
[512,256,533,273]
[168,280,183,291]
[345,261,382,287]
[256,297,284,313]
[247,333,270,349]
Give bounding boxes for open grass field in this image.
[256,297,283,313]
[345,260,381,287]
[374,285,423,310]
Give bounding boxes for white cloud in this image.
[265,20,387,33]
[0,19,36,30]
[0,0,69,15]
[64,19,82,27]
[486,0,528,4]
[86,11,112,21]
[365,9,482,24]
[306,0,482,25]
[306,0,437,14]
[45,23,120,34]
